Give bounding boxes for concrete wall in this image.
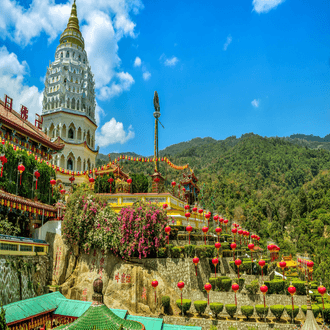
[33,220,62,240]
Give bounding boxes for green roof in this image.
[111,308,127,319]
[162,325,202,330]
[54,304,143,330]
[54,299,92,317]
[126,315,163,330]
[4,292,65,324]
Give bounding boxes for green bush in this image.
[231,278,244,291]
[161,296,170,314]
[222,279,232,292]
[176,299,191,315]
[291,280,306,295]
[171,246,184,258]
[322,304,330,323]
[270,305,284,320]
[255,305,269,319]
[158,247,167,258]
[284,305,299,319]
[194,300,207,316]
[241,305,254,320]
[301,305,320,318]
[206,245,216,258]
[222,249,232,257]
[246,279,259,295]
[210,302,223,318]
[184,244,196,257]
[209,278,217,290]
[195,246,207,258]
[225,304,237,318]
[264,280,284,294]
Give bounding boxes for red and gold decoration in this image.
[108,177,114,193]
[202,226,208,245]
[232,283,239,306]
[18,163,25,185]
[177,281,185,310]
[212,257,219,278]
[164,226,171,244]
[235,259,242,279]
[34,169,40,189]
[215,227,222,242]
[204,283,212,305]
[259,259,266,280]
[288,284,296,313]
[318,285,327,310]
[279,259,287,281]
[260,284,268,308]
[193,256,199,276]
[230,242,237,261]
[215,242,221,257]
[186,223,192,245]
[50,179,56,196]
[127,177,132,193]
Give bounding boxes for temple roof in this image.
[0,100,64,151]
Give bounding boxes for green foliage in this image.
[246,279,259,295]
[193,300,207,316]
[161,296,170,314]
[240,305,254,320]
[158,247,167,258]
[0,303,7,330]
[225,304,237,318]
[322,304,330,323]
[255,305,269,319]
[222,279,232,292]
[264,280,284,294]
[176,299,191,315]
[184,244,196,258]
[171,246,184,258]
[301,305,320,318]
[209,302,223,318]
[284,305,299,319]
[270,305,285,320]
[291,280,306,295]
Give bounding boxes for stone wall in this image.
[0,255,49,305]
[163,316,300,330]
[48,234,308,320]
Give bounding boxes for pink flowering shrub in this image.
[63,186,167,259]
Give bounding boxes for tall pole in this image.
[153,91,161,173]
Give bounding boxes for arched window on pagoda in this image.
[66,51,69,58]
[67,158,73,170]
[68,128,74,139]
[61,52,63,58]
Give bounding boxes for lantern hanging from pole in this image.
[212,257,219,278]
[127,177,132,193]
[215,227,222,242]
[177,281,185,314]
[69,175,75,185]
[151,280,158,304]
[18,163,25,185]
[260,285,268,308]
[318,285,327,310]
[163,203,168,210]
[60,189,66,195]
[108,177,114,193]
[205,213,211,227]
[50,179,56,196]
[231,227,237,242]
[279,259,287,281]
[202,226,208,245]
[230,242,237,261]
[204,283,212,305]
[34,170,40,189]
[248,243,255,273]
[171,181,176,195]
[224,219,229,232]
[259,259,266,280]
[193,256,199,276]
[307,261,314,281]
[215,242,221,257]
[154,177,160,193]
[288,284,296,318]
[235,259,242,279]
[0,154,7,177]
[165,226,171,244]
[213,214,219,223]
[232,283,239,306]
[186,222,192,245]
[238,229,243,245]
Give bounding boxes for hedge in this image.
[184,244,196,257]
[210,303,223,318]
[225,304,237,318]
[176,299,191,315]
[171,247,183,258]
[264,280,284,295]
[322,304,330,323]
[158,247,167,258]
[284,305,299,320]
[246,279,259,295]
[270,305,285,320]
[291,280,306,295]
[241,305,254,320]
[301,305,320,318]
[222,279,232,292]
[162,296,170,314]
[255,305,269,319]
[194,300,208,316]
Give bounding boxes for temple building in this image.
[41,0,98,184]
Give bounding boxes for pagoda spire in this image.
[66,0,80,32]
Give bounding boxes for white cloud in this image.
[251,99,260,108]
[164,56,179,67]
[96,118,135,147]
[0,0,143,102]
[95,103,105,126]
[134,56,142,67]
[142,71,151,81]
[0,46,42,122]
[252,0,285,13]
[223,35,232,51]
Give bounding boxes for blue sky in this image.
[0,0,329,156]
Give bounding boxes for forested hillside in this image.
[96,133,330,286]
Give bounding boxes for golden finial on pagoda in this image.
[66,0,80,31]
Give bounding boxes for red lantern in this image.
[307,261,314,281]
[235,259,242,278]
[184,205,190,210]
[231,227,237,242]
[238,229,243,245]
[215,227,222,242]
[232,283,239,306]
[205,213,211,227]
[151,280,158,303]
[193,256,199,276]
[192,206,198,213]
[279,260,287,281]
[198,209,203,214]
[212,257,219,278]
[231,242,237,261]
[50,179,56,196]
[163,203,168,210]
[215,242,221,256]
[89,177,95,186]
[204,283,212,305]
[108,177,114,193]
[213,215,219,222]
[177,281,185,309]
[219,217,224,224]
[260,285,268,308]
[17,163,25,185]
[202,226,208,245]
[69,175,75,185]
[127,178,132,193]
[288,285,296,312]
[165,226,171,244]
[318,285,327,310]
[60,189,66,195]
[186,224,192,245]
[32,170,40,189]
[259,259,266,280]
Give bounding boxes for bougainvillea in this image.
[62,187,168,259]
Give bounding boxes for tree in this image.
[0,303,7,330]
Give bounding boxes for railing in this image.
[0,234,48,256]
